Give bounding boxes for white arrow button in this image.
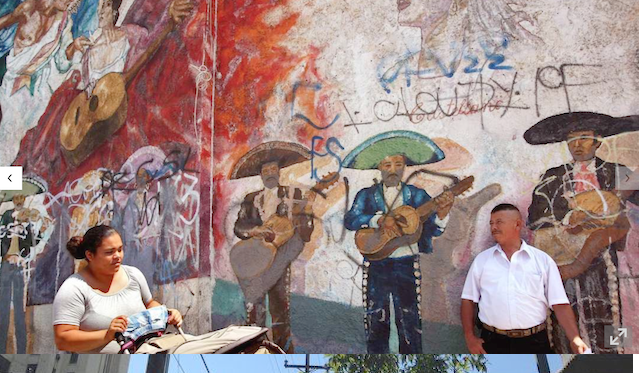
[0,167,22,190]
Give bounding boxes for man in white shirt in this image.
[461,203,589,353]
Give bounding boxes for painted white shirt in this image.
[369,184,448,258]
[461,240,569,330]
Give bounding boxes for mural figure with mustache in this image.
[344,131,454,353]
[231,141,316,353]
[525,112,639,353]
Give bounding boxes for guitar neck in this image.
[123,20,175,87]
[416,199,438,222]
[413,176,474,222]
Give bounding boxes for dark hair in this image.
[491,203,521,215]
[112,0,122,25]
[66,225,119,260]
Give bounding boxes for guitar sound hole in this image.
[89,95,99,112]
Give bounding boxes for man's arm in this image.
[0,10,19,31]
[344,189,376,231]
[552,304,589,353]
[528,169,568,229]
[461,300,486,354]
[460,256,486,353]
[234,194,263,240]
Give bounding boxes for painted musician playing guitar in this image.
[343,131,465,354]
[231,141,338,354]
[12,0,194,192]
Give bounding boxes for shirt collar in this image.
[493,240,531,258]
[572,159,596,173]
[382,183,403,193]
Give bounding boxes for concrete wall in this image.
[212,0,639,354]
[1,0,638,354]
[0,0,213,354]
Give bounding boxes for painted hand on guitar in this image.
[435,190,454,219]
[566,210,620,235]
[248,226,275,242]
[168,0,194,26]
[65,36,93,59]
[379,214,407,238]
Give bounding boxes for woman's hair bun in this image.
[66,236,86,259]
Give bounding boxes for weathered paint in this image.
[0,0,638,354]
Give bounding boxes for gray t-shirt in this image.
[53,265,153,353]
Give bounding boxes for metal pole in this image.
[147,355,169,373]
[285,355,329,372]
[536,354,550,373]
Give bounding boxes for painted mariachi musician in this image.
[525,112,639,353]
[230,141,336,354]
[343,131,468,354]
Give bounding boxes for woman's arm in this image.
[146,299,162,308]
[54,316,128,352]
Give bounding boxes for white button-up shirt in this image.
[461,240,569,330]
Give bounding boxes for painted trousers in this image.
[363,255,422,353]
[0,261,27,353]
[247,265,293,353]
[550,248,621,353]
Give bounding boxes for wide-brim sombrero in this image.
[524,112,639,145]
[343,130,445,170]
[230,141,311,179]
[0,175,48,203]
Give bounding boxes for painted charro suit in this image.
[234,185,313,353]
[528,157,639,353]
[345,182,444,353]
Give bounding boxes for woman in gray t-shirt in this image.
[52,225,183,353]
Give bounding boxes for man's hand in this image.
[248,226,275,241]
[379,215,405,238]
[570,336,589,354]
[71,36,93,54]
[465,333,486,354]
[168,0,194,25]
[436,191,454,219]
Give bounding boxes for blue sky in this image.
[127,354,564,373]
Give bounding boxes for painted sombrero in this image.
[0,174,48,203]
[229,141,311,179]
[343,130,445,170]
[524,112,639,145]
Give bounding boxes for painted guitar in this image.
[355,176,474,261]
[230,173,339,280]
[60,20,178,166]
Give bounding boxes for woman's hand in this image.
[106,315,128,341]
[168,309,183,327]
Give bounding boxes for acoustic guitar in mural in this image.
[533,189,624,266]
[230,173,338,280]
[60,22,178,166]
[355,176,474,261]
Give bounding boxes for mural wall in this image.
[0,0,213,353]
[212,0,639,354]
[1,0,638,355]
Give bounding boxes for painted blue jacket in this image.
[344,183,443,254]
